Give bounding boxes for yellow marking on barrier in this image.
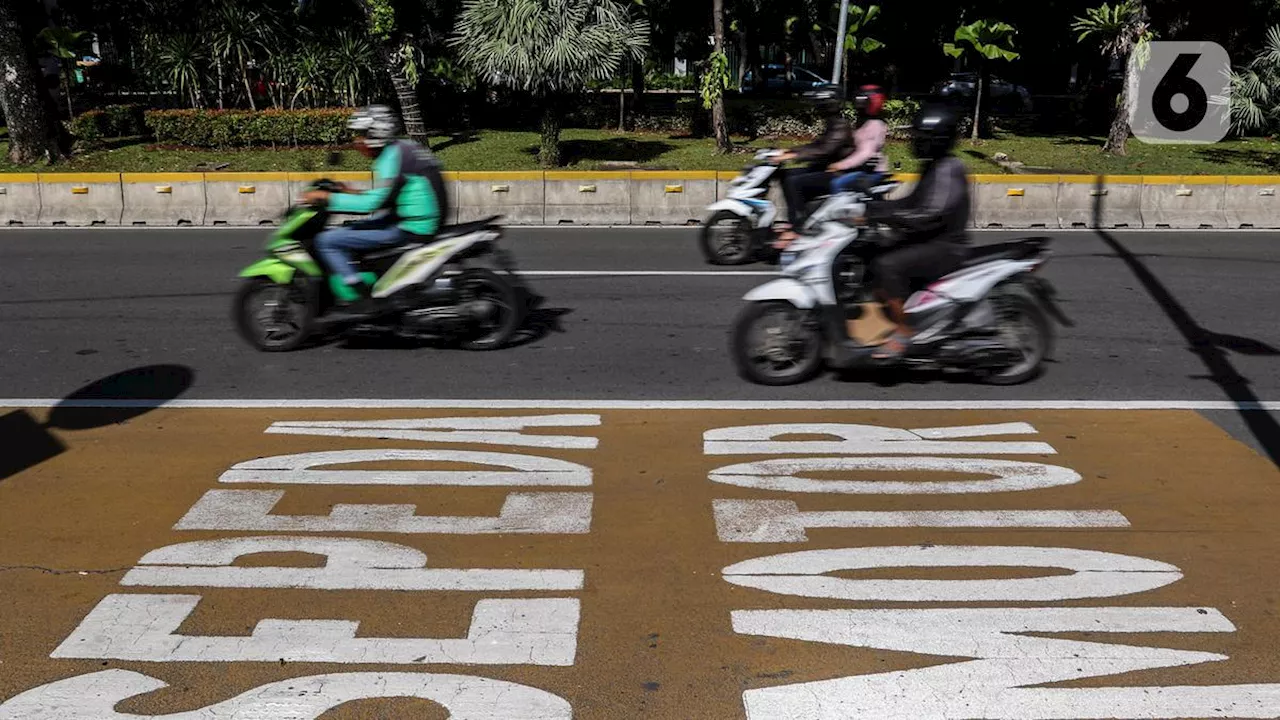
[238,186,256,194]
[0,174,41,183]
[70,187,89,195]
[971,174,1060,183]
[1225,175,1280,185]
[1006,188,1025,197]
[155,186,173,194]
[664,185,684,193]
[1141,175,1226,185]
[453,171,544,181]
[38,173,121,184]
[1176,188,1194,196]
[545,171,631,180]
[205,172,290,183]
[121,173,203,183]
[579,185,598,193]
[491,185,510,193]
[286,172,372,183]
[1057,174,1142,184]
[632,171,718,181]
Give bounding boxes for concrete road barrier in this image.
[36,173,123,226]
[121,173,206,226]
[1058,175,1143,229]
[288,171,372,227]
[205,172,290,226]
[631,172,716,225]
[451,172,544,225]
[1140,175,1228,229]
[971,174,1059,228]
[1223,175,1280,229]
[0,174,41,226]
[544,171,631,225]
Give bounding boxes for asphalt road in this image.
[2,227,1277,405]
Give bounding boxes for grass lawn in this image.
[3,128,1280,175]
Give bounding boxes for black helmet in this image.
[910,104,960,160]
[803,84,843,115]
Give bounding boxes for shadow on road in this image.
[1091,174,1280,469]
[0,364,195,482]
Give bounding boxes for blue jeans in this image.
[830,171,886,195]
[315,223,407,284]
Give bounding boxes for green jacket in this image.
[328,140,442,235]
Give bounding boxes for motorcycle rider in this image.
[827,84,889,194]
[302,105,444,319]
[854,103,971,361]
[773,85,855,242]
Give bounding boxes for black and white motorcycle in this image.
[729,194,1073,385]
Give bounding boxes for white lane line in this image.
[1,399,1278,410]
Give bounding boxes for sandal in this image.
[871,331,913,361]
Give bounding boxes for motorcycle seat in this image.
[438,215,503,239]
[354,242,422,262]
[955,239,1045,268]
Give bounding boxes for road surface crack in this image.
[0,564,131,576]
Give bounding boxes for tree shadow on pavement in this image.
[1090,174,1280,469]
[0,364,195,482]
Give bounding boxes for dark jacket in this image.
[790,115,855,170]
[865,155,970,245]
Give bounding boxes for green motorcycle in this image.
[233,177,536,352]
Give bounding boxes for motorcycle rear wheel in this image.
[979,287,1052,385]
[456,268,523,351]
[731,301,824,385]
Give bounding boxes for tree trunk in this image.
[971,67,984,141]
[539,99,561,167]
[711,0,731,153]
[0,0,65,164]
[61,68,74,120]
[1104,62,1131,155]
[216,56,225,110]
[239,54,257,111]
[384,46,430,148]
[629,55,645,118]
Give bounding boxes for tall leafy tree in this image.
[1225,25,1280,135]
[705,0,731,152]
[451,0,649,166]
[1072,0,1154,155]
[944,19,1020,140]
[0,0,66,163]
[209,1,277,111]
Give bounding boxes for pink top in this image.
[831,119,888,172]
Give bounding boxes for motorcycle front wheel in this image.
[233,276,315,352]
[730,301,824,385]
[700,210,757,265]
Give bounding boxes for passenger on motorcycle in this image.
[827,84,889,194]
[853,103,971,361]
[772,85,855,243]
[301,105,444,319]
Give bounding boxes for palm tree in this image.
[451,0,649,167]
[209,0,277,111]
[1072,0,1154,155]
[36,26,93,120]
[1224,25,1280,135]
[943,19,1020,141]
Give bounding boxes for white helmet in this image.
[348,105,400,149]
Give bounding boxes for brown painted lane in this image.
[1,407,1279,718]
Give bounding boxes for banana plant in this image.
[840,4,883,88]
[944,19,1019,140]
[37,26,93,120]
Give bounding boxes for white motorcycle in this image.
[728,200,1073,385]
[699,149,901,266]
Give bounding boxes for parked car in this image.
[933,72,1032,112]
[739,64,832,95]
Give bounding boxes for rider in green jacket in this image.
[303,105,444,319]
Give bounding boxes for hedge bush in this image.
[144,108,354,148]
[70,103,148,147]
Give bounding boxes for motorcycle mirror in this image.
[325,151,341,167]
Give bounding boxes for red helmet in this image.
[855,84,886,117]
